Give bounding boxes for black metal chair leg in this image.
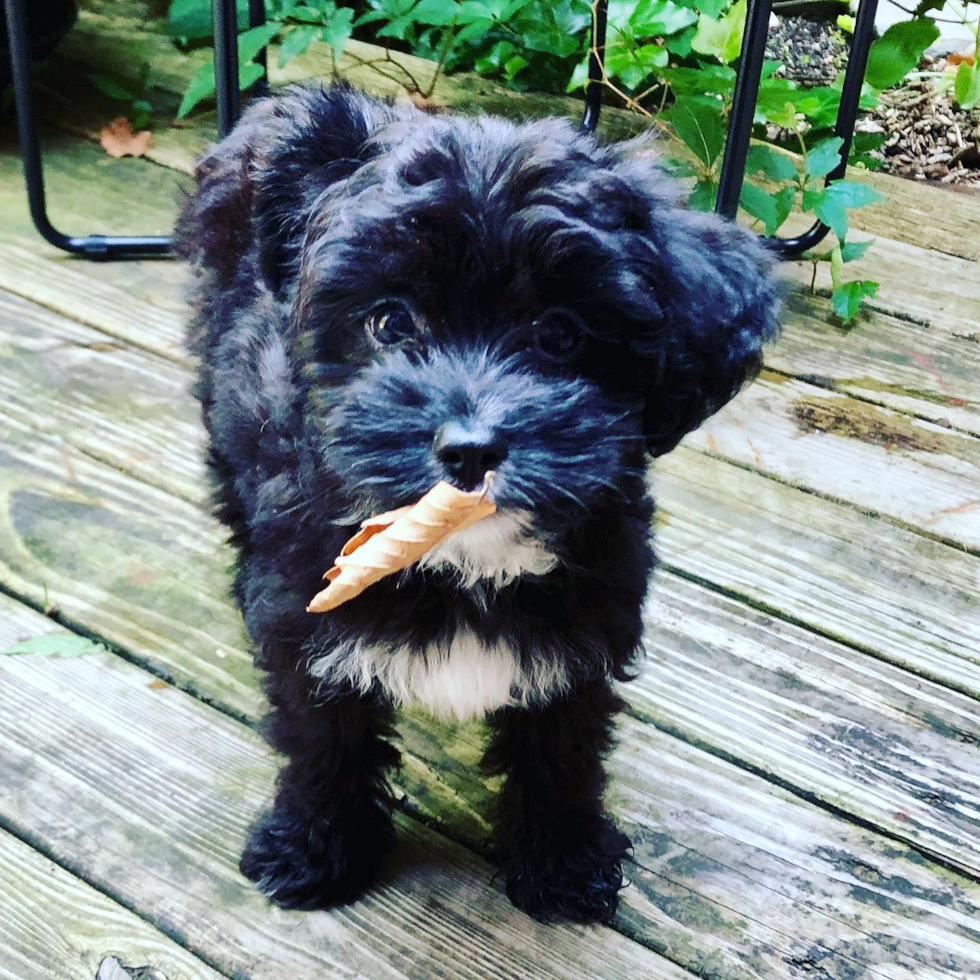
[715,0,775,222]
[582,0,608,134]
[212,0,240,137]
[2,0,170,257]
[4,0,265,257]
[717,0,881,256]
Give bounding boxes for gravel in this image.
[765,15,849,87]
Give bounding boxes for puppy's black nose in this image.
[433,422,507,490]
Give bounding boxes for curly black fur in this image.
[176,83,779,924]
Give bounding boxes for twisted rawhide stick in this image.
[307,474,496,613]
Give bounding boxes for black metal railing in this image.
[3,0,878,260]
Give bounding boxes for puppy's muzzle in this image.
[433,421,508,490]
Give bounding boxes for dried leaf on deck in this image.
[307,476,496,613]
[100,117,154,158]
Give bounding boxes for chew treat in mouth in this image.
[307,474,496,613]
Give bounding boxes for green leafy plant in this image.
[170,0,355,118]
[87,63,156,129]
[165,0,946,321]
[906,1,978,109]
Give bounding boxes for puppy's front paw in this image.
[240,800,394,910]
[503,819,631,924]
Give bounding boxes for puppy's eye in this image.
[366,304,419,346]
[533,309,585,362]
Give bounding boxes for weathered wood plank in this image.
[0,742,225,980]
[0,644,686,980]
[0,129,189,355]
[2,285,976,709]
[0,289,205,504]
[3,335,979,971]
[609,714,980,980]
[689,372,980,552]
[0,410,262,719]
[3,378,979,880]
[656,447,980,696]
[773,287,980,438]
[396,711,980,980]
[635,574,980,872]
[4,601,980,979]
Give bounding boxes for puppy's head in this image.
[179,85,779,568]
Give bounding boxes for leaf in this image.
[100,116,154,158]
[456,17,494,41]
[668,98,725,168]
[239,23,280,61]
[822,180,887,210]
[746,144,797,182]
[805,137,844,179]
[177,25,277,119]
[809,180,885,239]
[665,24,697,57]
[167,0,254,39]
[739,181,791,236]
[501,0,533,16]
[864,20,939,91]
[954,62,980,110]
[3,633,103,658]
[412,0,462,26]
[630,0,698,37]
[689,178,718,212]
[503,54,529,79]
[663,64,735,96]
[840,238,874,263]
[319,7,353,57]
[279,24,320,65]
[130,99,153,131]
[177,62,215,119]
[287,3,326,24]
[832,280,879,323]
[87,73,136,101]
[691,0,746,64]
[565,59,589,92]
[774,184,796,228]
[606,40,668,89]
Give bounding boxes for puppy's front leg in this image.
[240,684,399,910]
[484,680,631,923]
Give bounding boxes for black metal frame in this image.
[6,0,877,260]
[583,0,879,256]
[1,0,261,259]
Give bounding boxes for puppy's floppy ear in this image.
[641,207,781,457]
[175,84,401,291]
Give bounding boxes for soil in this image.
[766,17,979,191]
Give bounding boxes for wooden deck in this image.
[2,7,979,979]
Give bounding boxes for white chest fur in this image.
[308,509,565,720]
[309,631,569,722]
[417,511,558,588]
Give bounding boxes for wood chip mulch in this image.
[858,57,980,189]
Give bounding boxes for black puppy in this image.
[176,83,778,924]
